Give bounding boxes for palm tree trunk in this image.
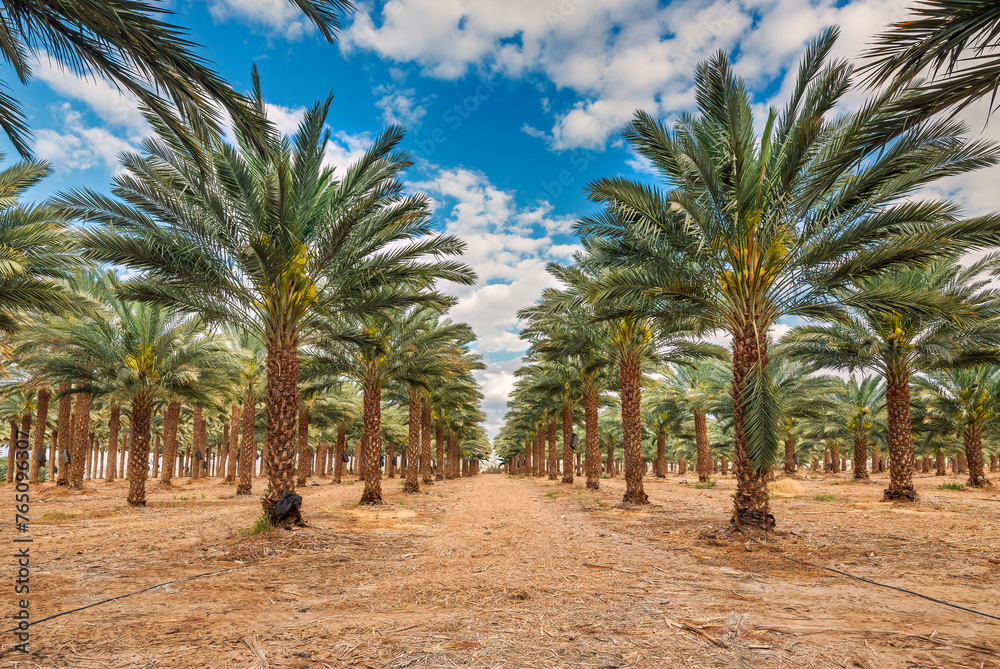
[236,398,256,495]
[606,439,615,478]
[536,430,545,477]
[127,394,152,506]
[730,327,773,530]
[963,424,991,487]
[436,419,447,480]
[69,393,90,490]
[263,343,299,518]
[546,420,558,481]
[6,420,15,483]
[620,359,648,505]
[695,411,711,482]
[159,401,181,485]
[783,433,796,475]
[831,443,841,474]
[192,406,207,480]
[360,381,383,505]
[386,440,395,478]
[584,385,600,490]
[404,387,421,492]
[55,384,72,486]
[561,402,574,484]
[333,423,346,484]
[29,388,50,484]
[225,406,239,483]
[883,367,917,501]
[421,399,433,485]
[654,434,666,478]
[105,404,120,482]
[853,434,869,481]
[296,406,311,486]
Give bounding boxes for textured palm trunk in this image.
[105,405,120,482]
[883,369,916,501]
[236,398,256,495]
[360,381,383,505]
[449,432,459,478]
[296,406,311,485]
[783,434,796,475]
[159,401,180,485]
[606,440,615,478]
[963,425,991,487]
[957,451,968,474]
[69,393,91,490]
[831,444,841,474]
[853,434,869,481]
[678,457,687,475]
[421,400,433,485]
[720,455,728,475]
[332,423,346,483]
[29,388,50,484]
[436,419,447,480]
[695,411,711,482]
[404,387,421,492]
[584,386,600,489]
[386,440,395,478]
[730,326,774,530]
[225,406,239,483]
[620,359,648,505]
[316,441,328,477]
[547,420,558,481]
[263,343,299,518]
[536,430,545,477]
[55,385,72,486]
[127,395,152,506]
[561,403,574,484]
[654,434,665,478]
[192,406,206,480]
[6,420,15,483]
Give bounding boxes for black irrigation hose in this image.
[2,539,276,634]
[752,539,1000,622]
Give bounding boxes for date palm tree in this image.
[782,255,1000,500]
[917,366,1000,487]
[864,0,1000,122]
[0,155,80,330]
[0,0,353,159]
[65,82,475,519]
[575,29,1000,529]
[20,273,239,505]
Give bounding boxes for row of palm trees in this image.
[497,23,1000,531]
[0,84,488,520]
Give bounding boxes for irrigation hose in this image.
[751,539,1000,622]
[2,538,276,634]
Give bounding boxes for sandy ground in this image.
[2,469,999,668]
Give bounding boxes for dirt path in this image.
[3,471,999,667]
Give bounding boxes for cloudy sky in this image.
[4,0,997,438]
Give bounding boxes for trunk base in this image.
[622,491,649,505]
[966,475,993,488]
[882,486,917,502]
[403,482,419,493]
[561,475,573,484]
[359,492,383,505]
[586,481,599,490]
[127,499,146,507]
[730,505,775,531]
[236,485,252,496]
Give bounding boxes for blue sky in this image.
[5,0,998,436]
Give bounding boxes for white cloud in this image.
[207,0,314,40]
[32,53,148,135]
[323,130,373,173]
[35,105,136,171]
[374,86,428,128]
[343,0,924,150]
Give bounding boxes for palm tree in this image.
[66,84,476,519]
[21,273,238,504]
[0,155,81,330]
[0,0,353,159]
[783,256,1000,500]
[830,376,887,481]
[918,366,1000,487]
[864,1,1000,122]
[306,306,478,504]
[575,30,1000,529]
